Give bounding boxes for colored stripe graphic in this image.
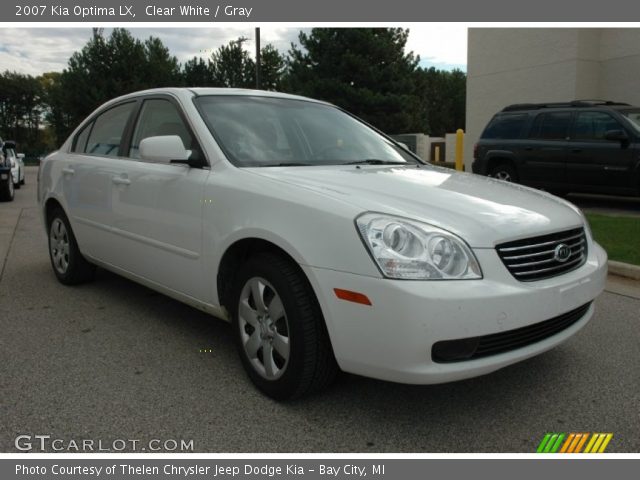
[574,433,589,453]
[584,433,614,453]
[538,433,613,453]
[559,433,575,453]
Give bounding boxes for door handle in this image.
[112,176,131,186]
[62,167,75,175]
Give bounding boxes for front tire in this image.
[48,208,96,285]
[231,253,337,400]
[489,162,519,183]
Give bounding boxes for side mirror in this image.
[139,135,192,164]
[604,129,629,142]
[16,153,25,159]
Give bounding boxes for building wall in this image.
[465,28,640,170]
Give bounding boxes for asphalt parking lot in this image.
[1,167,639,453]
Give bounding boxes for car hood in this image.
[246,164,585,248]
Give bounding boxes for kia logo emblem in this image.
[554,244,572,263]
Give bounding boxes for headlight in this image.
[356,213,482,280]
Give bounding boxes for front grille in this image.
[432,302,592,363]
[496,227,587,281]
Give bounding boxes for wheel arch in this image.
[485,152,518,172]
[216,235,309,312]
[44,196,65,228]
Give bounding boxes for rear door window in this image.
[529,112,572,140]
[482,114,528,139]
[85,102,136,157]
[73,121,93,153]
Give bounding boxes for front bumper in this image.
[302,242,607,384]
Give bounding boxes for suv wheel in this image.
[48,208,96,285]
[231,253,337,400]
[489,163,519,182]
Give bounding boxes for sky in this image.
[0,26,467,76]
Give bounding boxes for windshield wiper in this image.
[343,159,407,165]
[261,162,313,167]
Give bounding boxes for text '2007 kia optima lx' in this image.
[38,88,607,399]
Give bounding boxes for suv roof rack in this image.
[501,100,631,112]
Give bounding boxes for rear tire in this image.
[489,162,519,183]
[0,178,14,202]
[230,252,337,400]
[47,207,96,285]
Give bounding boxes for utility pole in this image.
[255,27,261,89]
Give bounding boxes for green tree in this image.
[142,36,181,87]
[182,57,217,87]
[0,70,45,152]
[40,72,70,147]
[57,28,179,141]
[258,44,285,91]
[209,37,255,88]
[284,28,425,134]
[415,67,466,136]
[183,40,285,91]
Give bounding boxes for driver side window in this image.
[129,99,195,159]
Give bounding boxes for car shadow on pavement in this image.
[72,267,587,452]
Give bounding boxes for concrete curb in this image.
[608,260,640,281]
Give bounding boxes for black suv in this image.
[472,100,640,196]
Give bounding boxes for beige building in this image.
[465,28,640,170]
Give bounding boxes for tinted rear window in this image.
[529,112,572,140]
[482,114,528,140]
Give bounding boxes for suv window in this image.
[622,110,640,132]
[573,111,623,140]
[482,114,528,139]
[529,112,571,140]
[85,102,136,156]
[129,99,195,159]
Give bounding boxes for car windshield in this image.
[194,95,419,167]
[621,110,640,132]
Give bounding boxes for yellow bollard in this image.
[434,146,440,163]
[455,129,464,171]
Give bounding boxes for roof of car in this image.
[113,87,328,105]
[501,100,634,112]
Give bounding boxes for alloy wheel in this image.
[49,218,70,274]
[238,277,290,380]
[493,170,512,181]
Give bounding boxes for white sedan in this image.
[38,88,607,399]
[3,142,25,188]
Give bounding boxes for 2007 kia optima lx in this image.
[38,88,607,399]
